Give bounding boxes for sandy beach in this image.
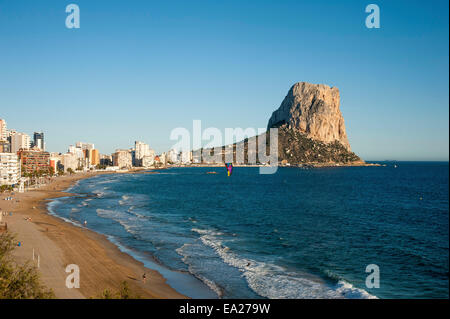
[0,172,186,299]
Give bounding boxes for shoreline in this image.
[1,164,386,299]
[1,172,187,299]
[167,161,383,169]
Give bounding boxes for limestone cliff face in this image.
[267,82,351,151]
[200,81,361,165]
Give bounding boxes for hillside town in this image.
[0,117,201,192]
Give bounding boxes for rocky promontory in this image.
[198,81,363,166]
[267,82,362,165]
[268,82,351,151]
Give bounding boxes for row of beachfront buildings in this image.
[0,116,229,188]
[1,118,50,187]
[0,118,169,187]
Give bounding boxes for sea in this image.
[48,162,449,299]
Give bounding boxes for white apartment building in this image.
[192,149,202,163]
[72,142,97,168]
[135,141,149,159]
[134,141,155,167]
[167,149,179,164]
[141,155,155,168]
[76,142,94,150]
[159,152,167,166]
[0,119,7,141]
[7,129,17,139]
[10,132,31,153]
[181,151,192,164]
[68,145,85,168]
[112,150,132,169]
[61,152,78,172]
[68,145,84,158]
[0,153,20,186]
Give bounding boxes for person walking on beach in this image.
[142,273,147,284]
[84,220,87,227]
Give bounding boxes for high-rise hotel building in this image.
[33,132,45,151]
[10,132,31,153]
[134,141,155,167]
[18,150,50,175]
[0,152,19,185]
[0,119,7,141]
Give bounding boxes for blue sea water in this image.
[48,162,449,299]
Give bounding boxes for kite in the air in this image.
[225,163,233,176]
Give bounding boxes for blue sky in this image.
[0,0,448,160]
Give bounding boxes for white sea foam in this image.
[118,194,150,207]
[176,243,224,298]
[192,228,223,236]
[191,228,378,299]
[57,216,83,228]
[81,200,90,206]
[65,180,81,192]
[118,220,138,234]
[131,211,147,220]
[119,195,130,205]
[333,280,378,299]
[195,273,224,298]
[92,179,113,185]
[96,208,139,235]
[96,208,119,218]
[47,202,83,228]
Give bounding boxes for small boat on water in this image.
[206,171,217,174]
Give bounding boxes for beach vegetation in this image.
[0,185,13,193]
[99,288,114,299]
[96,281,140,299]
[0,232,55,299]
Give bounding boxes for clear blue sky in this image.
[0,0,448,160]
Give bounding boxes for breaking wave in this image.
[176,243,224,298]
[190,228,377,299]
